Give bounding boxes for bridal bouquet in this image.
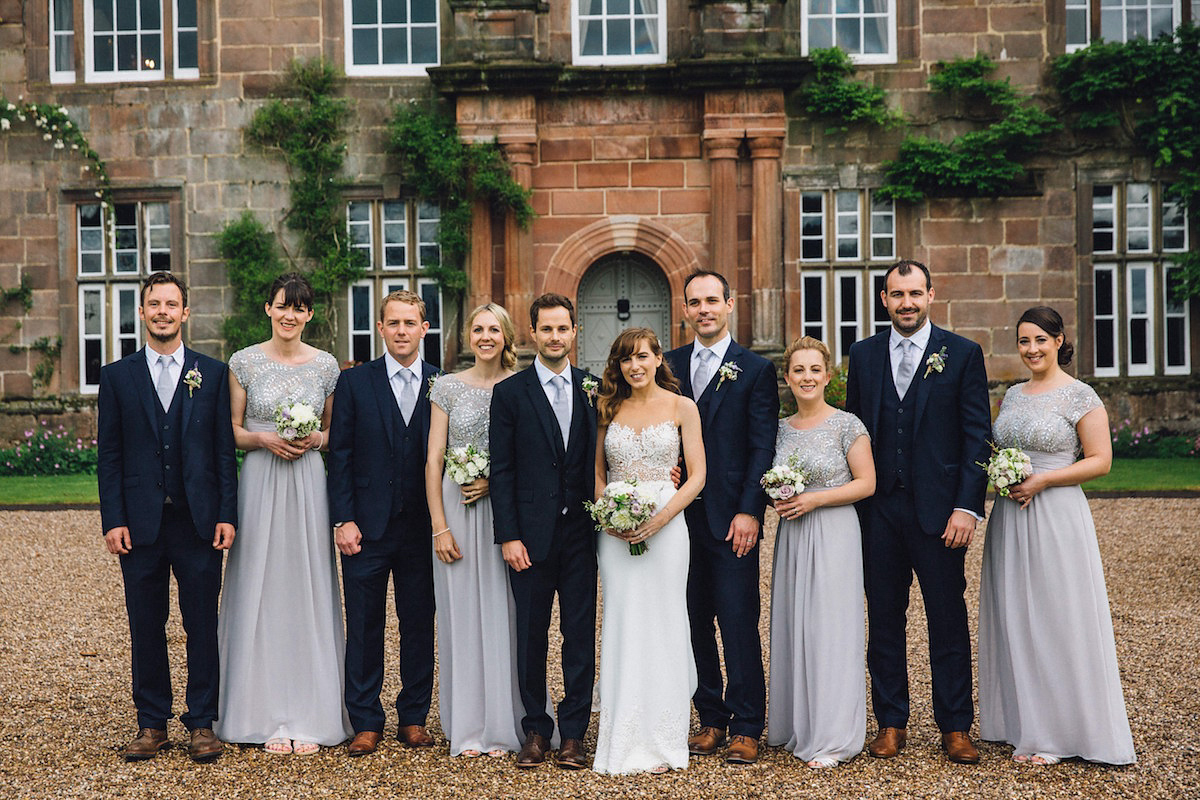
[274,401,320,442]
[445,444,490,486]
[977,443,1033,498]
[761,456,809,501]
[585,480,658,556]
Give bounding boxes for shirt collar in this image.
[384,351,423,382]
[889,321,932,354]
[693,332,732,364]
[534,356,572,387]
[145,343,184,370]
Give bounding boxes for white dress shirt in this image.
[534,357,574,419]
[145,343,184,393]
[384,351,424,410]
[690,332,732,392]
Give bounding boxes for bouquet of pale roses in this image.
[274,401,320,442]
[977,443,1032,498]
[585,479,658,556]
[761,456,809,501]
[445,444,490,486]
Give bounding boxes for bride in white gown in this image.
[592,327,706,775]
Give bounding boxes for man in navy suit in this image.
[664,271,778,765]
[327,289,441,757]
[490,293,598,770]
[845,259,991,765]
[98,271,238,763]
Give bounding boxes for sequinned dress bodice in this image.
[604,420,681,484]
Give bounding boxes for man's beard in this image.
[147,327,177,344]
[890,309,927,335]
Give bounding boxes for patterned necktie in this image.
[156,354,174,412]
[895,339,917,400]
[399,369,418,424]
[693,348,715,396]
[552,374,571,450]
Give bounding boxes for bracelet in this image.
[433,527,450,538]
[315,431,324,450]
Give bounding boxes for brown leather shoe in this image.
[397,724,434,747]
[516,732,550,768]
[942,731,980,764]
[188,728,223,763]
[556,738,589,770]
[348,730,383,757]
[687,726,727,756]
[725,735,759,764]
[121,728,169,761]
[868,727,907,758]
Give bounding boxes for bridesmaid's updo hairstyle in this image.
[464,302,518,370]
[782,335,833,373]
[597,327,680,426]
[1017,305,1074,366]
[266,272,315,311]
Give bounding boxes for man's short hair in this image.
[883,259,932,291]
[140,271,189,306]
[529,293,576,329]
[379,289,426,322]
[683,270,731,301]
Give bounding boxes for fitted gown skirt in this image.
[593,481,697,775]
[767,499,866,763]
[979,451,1135,764]
[215,420,353,745]
[432,476,524,755]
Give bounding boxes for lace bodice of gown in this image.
[992,380,1102,456]
[604,421,681,484]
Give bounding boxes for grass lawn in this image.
[0,459,1196,506]
[0,474,98,505]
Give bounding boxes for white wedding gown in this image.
[593,421,697,775]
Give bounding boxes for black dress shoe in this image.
[516,732,550,768]
[556,738,589,770]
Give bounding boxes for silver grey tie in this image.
[693,348,715,396]
[156,354,174,411]
[400,370,418,424]
[895,339,917,399]
[552,374,571,450]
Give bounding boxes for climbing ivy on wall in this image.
[799,48,902,134]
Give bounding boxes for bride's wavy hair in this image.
[597,328,680,426]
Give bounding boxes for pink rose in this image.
[776,484,795,499]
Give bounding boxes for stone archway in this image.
[576,254,672,375]
[543,216,701,349]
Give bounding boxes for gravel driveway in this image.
[1,499,1196,798]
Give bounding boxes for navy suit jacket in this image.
[665,340,778,540]
[845,324,991,536]
[489,364,598,563]
[326,356,440,541]
[97,347,238,545]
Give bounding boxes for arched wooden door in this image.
[577,254,671,375]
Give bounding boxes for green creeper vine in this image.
[878,56,1059,202]
[1052,25,1200,299]
[218,213,289,352]
[387,102,535,295]
[799,48,902,135]
[1,274,33,312]
[230,59,366,350]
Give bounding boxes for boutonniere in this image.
[924,346,948,378]
[183,361,202,397]
[716,361,742,391]
[426,374,437,399]
[581,375,599,406]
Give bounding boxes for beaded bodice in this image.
[429,374,495,450]
[772,410,868,489]
[604,420,680,484]
[229,345,339,423]
[992,380,1103,456]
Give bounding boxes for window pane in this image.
[411,0,436,24]
[607,19,632,55]
[353,0,378,24]
[1096,321,1115,368]
[117,33,138,70]
[1130,319,1147,363]
[382,27,408,64]
[411,27,437,64]
[95,35,115,71]
[177,0,197,27]
[178,31,197,69]
[1130,269,1147,314]
[140,0,161,29]
[810,19,833,50]
[1167,317,1186,367]
[382,0,407,22]
[836,18,861,52]
[581,19,603,55]
[421,283,440,328]
[83,290,103,335]
[352,29,378,64]
[116,0,137,30]
[141,33,160,69]
[1095,268,1113,316]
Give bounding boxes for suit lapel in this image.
[702,341,740,428]
[912,325,943,434]
[180,348,197,437]
[567,366,594,455]
[675,343,696,399]
[417,362,440,438]
[133,348,163,443]
[523,367,565,457]
[369,358,397,448]
[866,332,888,434]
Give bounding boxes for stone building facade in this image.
[0,0,1197,436]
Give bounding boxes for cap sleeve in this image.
[1065,380,1104,426]
[429,374,456,413]
[228,347,252,389]
[837,410,869,456]
[318,351,340,398]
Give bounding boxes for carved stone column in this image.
[501,141,536,344]
[467,198,492,315]
[704,134,741,278]
[748,131,785,350]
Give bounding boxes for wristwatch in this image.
[333,521,347,529]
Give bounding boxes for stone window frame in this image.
[1065,0,1186,51]
[570,0,669,66]
[343,0,441,78]
[796,188,896,266]
[1086,178,1193,378]
[49,0,202,84]
[801,0,897,65]
[344,197,445,368]
[68,189,183,394]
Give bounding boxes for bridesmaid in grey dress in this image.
[767,336,875,768]
[216,273,352,754]
[979,306,1135,766]
[425,303,523,757]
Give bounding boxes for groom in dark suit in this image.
[845,259,991,764]
[665,270,778,765]
[98,271,238,763]
[490,293,598,770]
[328,289,441,757]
